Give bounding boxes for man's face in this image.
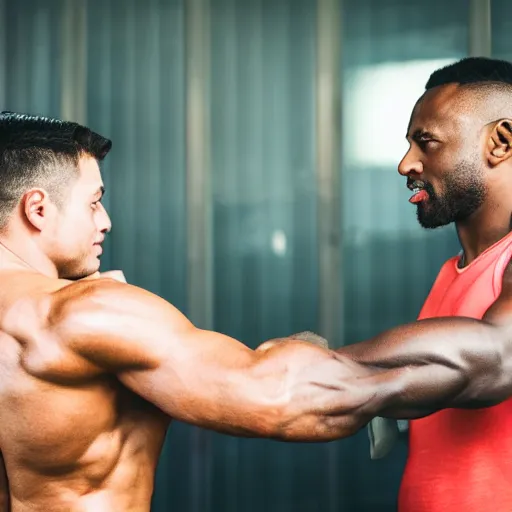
[398,84,487,229]
[45,155,111,279]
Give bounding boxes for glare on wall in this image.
[344,59,456,168]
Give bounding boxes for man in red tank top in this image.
[336,57,512,511]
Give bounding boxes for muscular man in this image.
[333,57,512,511]
[0,112,366,511]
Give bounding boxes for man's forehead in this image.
[408,84,467,134]
[78,154,104,190]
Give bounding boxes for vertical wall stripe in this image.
[316,0,343,350]
[0,0,5,110]
[469,0,491,57]
[61,0,87,124]
[4,0,62,117]
[491,0,511,60]
[186,0,213,330]
[185,1,214,510]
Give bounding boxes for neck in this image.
[0,233,58,278]
[456,201,512,266]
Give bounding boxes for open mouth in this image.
[407,179,429,204]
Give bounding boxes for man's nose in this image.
[97,202,112,233]
[398,151,423,177]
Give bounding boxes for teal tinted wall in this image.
[1,1,505,510]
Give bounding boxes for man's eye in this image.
[419,139,437,149]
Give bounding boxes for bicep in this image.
[117,328,273,435]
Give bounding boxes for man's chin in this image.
[60,263,101,281]
[416,205,452,229]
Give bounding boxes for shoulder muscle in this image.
[44,278,196,372]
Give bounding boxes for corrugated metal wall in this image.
[2,0,508,511]
[84,1,192,510]
[341,0,467,343]
[86,0,187,303]
[208,3,333,511]
[492,0,512,60]
[339,1,468,509]
[211,0,318,348]
[2,0,62,115]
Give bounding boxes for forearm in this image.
[338,317,512,418]
[245,341,371,441]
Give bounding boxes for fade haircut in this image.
[426,57,512,90]
[0,111,112,229]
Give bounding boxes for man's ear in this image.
[487,119,512,167]
[22,188,53,232]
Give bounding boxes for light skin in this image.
[0,156,371,511]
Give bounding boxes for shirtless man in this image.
[0,112,370,511]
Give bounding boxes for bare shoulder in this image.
[0,273,104,381]
[38,277,196,374]
[0,273,187,381]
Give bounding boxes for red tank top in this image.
[398,232,512,512]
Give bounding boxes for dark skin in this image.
[332,83,512,423]
[239,84,512,424]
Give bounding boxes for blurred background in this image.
[0,0,510,510]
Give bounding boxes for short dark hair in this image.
[0,111,112,228]
[426,57,512,90]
